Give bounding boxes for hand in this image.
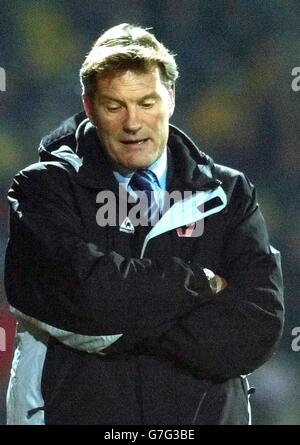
[203,268,227,294]
[215,274,227,294]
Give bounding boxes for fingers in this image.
[215,275,227,293]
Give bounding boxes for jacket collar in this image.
[74,119,120,192]
[166,126,221,192]
[39,112,221,192]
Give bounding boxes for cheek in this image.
[148,111,169,132]
[100,117,121,135]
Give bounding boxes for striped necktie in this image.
[129,169,161,226]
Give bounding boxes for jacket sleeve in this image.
[5,164,211,352]
[132,174,284,380]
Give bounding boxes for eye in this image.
[141,100,155,108]
[102,100,122,112]
[106,104,121,112]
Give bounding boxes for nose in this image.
[123,107,142,133]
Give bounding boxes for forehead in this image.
[95,67,167,99]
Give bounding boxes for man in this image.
[5,23,284,425]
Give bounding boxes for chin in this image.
[124,156,154,170]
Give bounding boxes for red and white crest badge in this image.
[176,222,196,237]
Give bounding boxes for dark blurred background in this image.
[0,0,299,425]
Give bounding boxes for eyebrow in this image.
[98,92,160,105]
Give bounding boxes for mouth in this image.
[120,138,150,149]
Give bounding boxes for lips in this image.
[120,138,150,149]
[121,138,149,145]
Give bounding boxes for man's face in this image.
[83,67,175,170]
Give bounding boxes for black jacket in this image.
[5,113,284,425]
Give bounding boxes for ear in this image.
[82,95,96,125]
[168,86,175,118]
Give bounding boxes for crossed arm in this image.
[5,165,284,380]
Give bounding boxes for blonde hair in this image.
[80,23,178,98]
